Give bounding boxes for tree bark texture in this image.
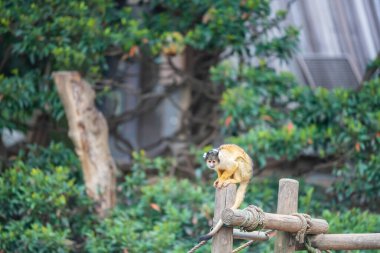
[53,71,116,216]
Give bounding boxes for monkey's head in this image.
[203,149,219,169]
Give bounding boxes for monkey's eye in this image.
[207,160,211,163]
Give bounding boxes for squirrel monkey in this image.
[199,144,253,242]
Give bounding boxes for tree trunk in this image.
[53,71,116,216]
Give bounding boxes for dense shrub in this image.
[212,62,380,209]
[0,0,148,131]
[0,144,379,252]
[0,160,93,252]
[86,178,210,253]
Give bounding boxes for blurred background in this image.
[0,0,379,252]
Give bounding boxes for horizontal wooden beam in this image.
[296,233,380,250]
[233,230,270,241]
[222,208,328,234]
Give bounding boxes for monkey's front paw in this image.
[216,180,225,188]
[213,180,219,188]
[221,181,231,187]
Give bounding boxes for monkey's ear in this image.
[203,152,207,159]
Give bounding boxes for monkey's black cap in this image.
[202,148,219,160]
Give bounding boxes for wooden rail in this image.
[208,178,380,252]
[233,230,269,241]
[296,234,380,250]
[222,209,329,234]
[234,231,380,250]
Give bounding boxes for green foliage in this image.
[0,221,70,253]
[146,0,298,59]
[122,150,172,202]
[87,153,213,253]
[0,0,147,71]
[213,60,380,208]
[323,208,380,234]
[321,209,380,253]
[1,142,380,252]
[1,0,379,251]
[1,163,73,220]
[0,71,63,129]
[0,0,148,130]
[17,142,80,172]
[84,209,139,253]
[0,154,93,252]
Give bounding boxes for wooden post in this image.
[295,233,380,250]
[212,184,236,253]
[274,178,299,253]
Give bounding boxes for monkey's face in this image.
[203,149,219,169]
[206,157,218,169]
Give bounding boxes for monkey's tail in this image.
[198,219,223,242]
[230,181,248,209]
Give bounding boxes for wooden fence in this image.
[209,178,380,253]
